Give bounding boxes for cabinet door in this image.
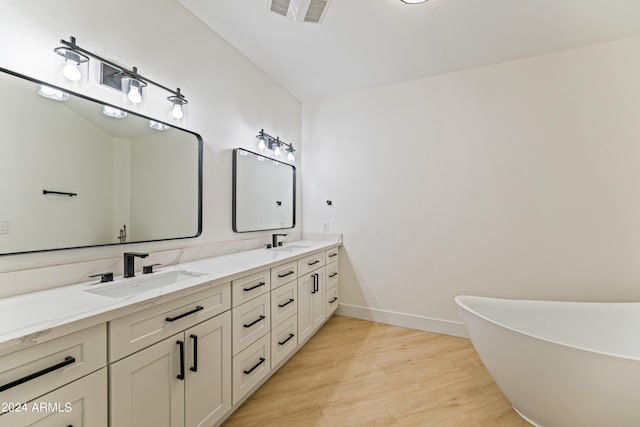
[110,333,185,427]
[297,273,315,343]
[184,312,231,427]
[0,368,107,427]
[312,267,326,330]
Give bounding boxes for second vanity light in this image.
[54,36,189,123]
[256,129,296,163]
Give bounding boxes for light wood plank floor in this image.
[223,315,529,426]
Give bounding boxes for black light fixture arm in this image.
[59,36,185,100]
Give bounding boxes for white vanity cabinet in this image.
[0,368,108,427]
[110,311,231,427]
[325,248,340,317]
[109,283,232,427]
[297,259,327,343]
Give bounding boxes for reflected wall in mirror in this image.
[233,148,295,232]
[0,68,202,256]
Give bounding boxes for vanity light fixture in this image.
[37,85,69,101]
[102,105,128,119]
[55,36,189,122]
[255,129,296,163]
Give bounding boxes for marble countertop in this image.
[0,239,340,353]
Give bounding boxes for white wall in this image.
[302,37,640,333]
[0,0,301,291]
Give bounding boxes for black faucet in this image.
[272,234,287,248]
[123,252,149,278]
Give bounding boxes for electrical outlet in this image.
[0,221,8,234]
[322,221,330,232]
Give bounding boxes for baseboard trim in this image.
[336,304,468,338]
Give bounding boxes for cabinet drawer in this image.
[326,261,339,290]
[297,251,325,277]
[326,285,340,316]
[232,269,270,308]
[271,314,297,369]
[271,279,298,328]
[0,367,107,427]
[232,334,270,405]
[325,247,339,263]
[109,283,231,362]
[232,293,270,355]
[0,323,106,405]
[271,261,297,288]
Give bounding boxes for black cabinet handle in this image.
[278,333,295,346]
[0,356,75,393]
[243,315,266,328]
[165,306,204,322]
[243,281,266,292]
[328,252,338,258]
[329,272,338,278]
[314,273,319,293]
[278,298,295,308]
[277,270,294,278]
[243,357,266,375]
[329,297,338,304]
[177,340,185,380]
[307,260,320,266]
[190,334,198,373]
[311,274,317,294]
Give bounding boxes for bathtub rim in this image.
[455,295,640,362]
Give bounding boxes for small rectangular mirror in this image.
[233,148,295,232]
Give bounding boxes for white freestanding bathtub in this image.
[455,295,640,427]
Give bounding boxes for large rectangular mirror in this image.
[0,67,202,256]
[233,148,295,232]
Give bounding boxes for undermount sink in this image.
[273,244,310,252]
[86,270,207,298]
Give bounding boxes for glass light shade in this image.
[121,76,146,106]
[54,47,89,91]
[168,96,188,123]
[37,85,69,102]
[273,144,282,157]
[287,150,295,163]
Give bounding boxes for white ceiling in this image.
[178,0,640,100]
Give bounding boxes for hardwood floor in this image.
[223,315,529,427]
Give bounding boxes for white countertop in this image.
[0,240,340,353]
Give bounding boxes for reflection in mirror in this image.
[233,148,295,232]
[0,68,202,256]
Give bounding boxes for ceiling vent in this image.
[269,0,332,24]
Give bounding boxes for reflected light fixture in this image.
[255,129,296,163]
[37,85,69,101]
[55,36,189,122]
[149,120,170,131]
[102,105,127,119]
[400,0,428,3]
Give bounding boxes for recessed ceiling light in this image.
[401,0,428,3]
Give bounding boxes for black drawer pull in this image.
[278,298,295,308]
[0,356,76,393]
[190,334,198,373]
[329,297,338,304]
[243,281,266,292]
[243,315,266,328]
[329,272,338,278]
[307,260,320,266]
[278,333,295,346]
[243,357,266,375]
[277,270,294,278]
[328,252,338,258]
[177,340,185,380]
[311,274,317,294]
[165,306,204,322]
